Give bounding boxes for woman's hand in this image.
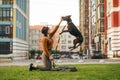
[49,55,54,61]
[61,16,64,21]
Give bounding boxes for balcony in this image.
[0,34,13,38]
[98,27,104,32]
[98,0,104,4]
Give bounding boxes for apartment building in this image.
[94,0,105,55]
[81,0,120,58]
[89,0,108,58]
[0,0,29,55]
[89,0,96,54]
[106,0,120,58]
[79,0,90,54]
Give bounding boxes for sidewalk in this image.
[0,59,120,66]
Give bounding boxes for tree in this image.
[29,49,36,58]
[51,50,60,54]
[36,50,42,55]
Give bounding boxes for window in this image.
[100,6,104,17]
[61,40,66,44]
[0,8,2,20]
[32,40,34,44]
[61,45,66,49]
[0,25,11,38]
[85,39,88,44]
[100,0,104,3]
[109,38,111,51]
[2,0,13,4]
[0,42,11,54]
[107,2,111,14]
[100,20,104,32]
[0,0,2,4]
[98,5,104,18]
[98,0,104,3]
[0,27,2,34]
[0,8,13,21]
[2,27,5,34]
[68,35,71,38]
[3,0,8,4]
[6,26,10,34]
[16,0,26,13]
[10,0,13,4]
[68,40,71,43]
[3,9,6,17]
[108,17,111,28]
[10,9,13,17]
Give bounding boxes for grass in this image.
[0,64,120,80]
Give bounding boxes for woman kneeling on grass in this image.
[29,17,63,71]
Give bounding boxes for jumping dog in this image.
[60,15,83,50]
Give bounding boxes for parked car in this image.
[35,54,42,59]
[60,54,67,58]
[60,54,71,58]
[70,54,80,59]
[83,54,88,59]
[52,54,61,59]
[91,51,103,59]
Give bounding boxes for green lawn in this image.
[0,64,120,80]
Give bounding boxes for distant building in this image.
[0,0,29,55]
[79,0,90,54]
[29,25,44,50]
[106,0,120,58]
[80,0,120,58]
[90,0,106,55]
[89,0,96,55]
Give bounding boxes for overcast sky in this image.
[30,0,79,26]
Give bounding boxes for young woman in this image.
[29,17,63,71]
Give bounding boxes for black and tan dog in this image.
[60,15,83,50]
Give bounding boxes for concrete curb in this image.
[0,59,120,66]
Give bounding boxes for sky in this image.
[30,0,79,26]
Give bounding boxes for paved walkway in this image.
[0,58,120,66]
